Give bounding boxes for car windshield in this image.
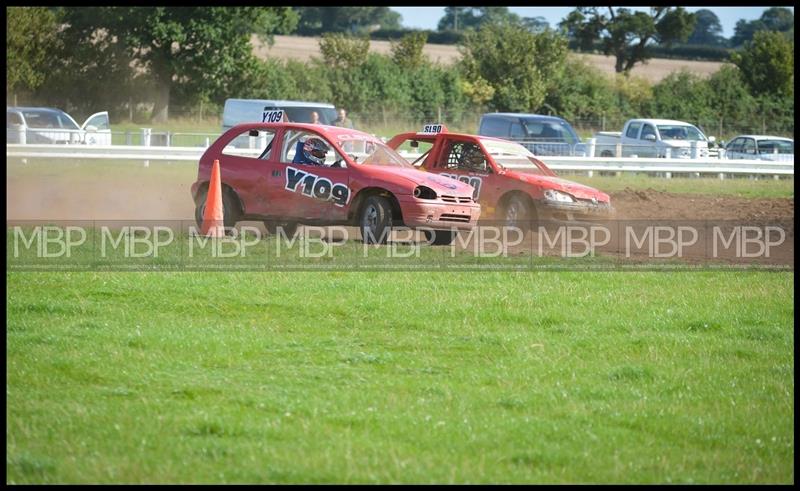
[757,139,794,155]
[521,119,578,144]
[657,124,706,141]
[337,135,412,167]
[21,110,79,130]
[479,138,554,175]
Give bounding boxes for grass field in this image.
[6,271,794,483]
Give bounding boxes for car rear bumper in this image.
[397,197,481,230]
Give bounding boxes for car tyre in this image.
[423,229,457,246]
[194,188,239,230]
[503,194,534,232]
[360,196,392,245]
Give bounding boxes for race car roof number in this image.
[421,123,447,134]
[262,109,285,123]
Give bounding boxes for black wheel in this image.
[194,188,239,230]
[423,229,457,246]
[502,194,534,231]
[264,220,299,238]
[360,196,392,245]
[600,150,613,157]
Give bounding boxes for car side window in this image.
[510,123,525,139]
[728,138,743,153]
[281,129,346,168]
[439,141,488,173]
[742,138,756,155]
[626,122,642,138]
[640,124,656,140]
[84,113,110,131]
[221,128,277,160]
[479,117,509,137]
[7,112,24,126]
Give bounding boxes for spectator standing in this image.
[332,108,354,129]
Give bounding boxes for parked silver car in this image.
[7,107,111,145]
[724,135,794,162]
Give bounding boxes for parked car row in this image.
[476,111,793,162]
[7,104,794,164]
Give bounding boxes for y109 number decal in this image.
[262,109,284,123]
[285,167,350,207]
[441,173,482,200]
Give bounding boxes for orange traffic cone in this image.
[201,159,225,237]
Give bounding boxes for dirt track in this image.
[6,171,794,223]
[253,35,724,83]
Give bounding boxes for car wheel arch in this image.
[497,190,538,221]
[349,187,403,225]
[194,181,245,217]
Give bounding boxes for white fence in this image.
[7,143,793,179]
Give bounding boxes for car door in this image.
[638,123,658,157]
[726,138,744,159]
[81,112,111,145]
[269,128,350,221]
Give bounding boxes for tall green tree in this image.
[459,22,567,112]
[56,7,298,122]
[6,7,60,100]
[294,7,400,35]
[732,30,794,97]
[731,7,793,47]
[390,31,428,69]
[559,7,696,73]
[686,9,726,46]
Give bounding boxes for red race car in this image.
[387,124,614,227]
[190,113,480,245]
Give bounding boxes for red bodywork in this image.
[190,123,480,230]
[386,130,614,222]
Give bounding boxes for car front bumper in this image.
[538,198,615,222]
[397,197,481,231]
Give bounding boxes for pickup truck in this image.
[593,118,715,159]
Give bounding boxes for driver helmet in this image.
[303,137,329,165]
[462,144,485,170]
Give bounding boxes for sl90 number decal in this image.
[421,124,443,134]
[262,109,285,123]
[285,167,350,207]
[441,173,482,200]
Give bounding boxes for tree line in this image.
[5,7,794,137]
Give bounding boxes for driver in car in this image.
[292,137,329,166]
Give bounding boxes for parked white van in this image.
[222,99,337,130]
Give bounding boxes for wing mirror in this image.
[644,134,656,142]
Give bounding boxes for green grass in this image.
[565,173,794,199]
[6,271,794,483]
[7,159,794,201]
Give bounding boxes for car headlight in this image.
[413,186,437,200]
[543,189,574,203]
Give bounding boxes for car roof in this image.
[730,135,794,141]
[393,130,517,145]
[481,113,567,122]
[7,106,69,114]
[230,121,376,140]
[224,98,335,108]
[629,119,699,126]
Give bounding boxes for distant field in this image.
[252,35,725,83]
